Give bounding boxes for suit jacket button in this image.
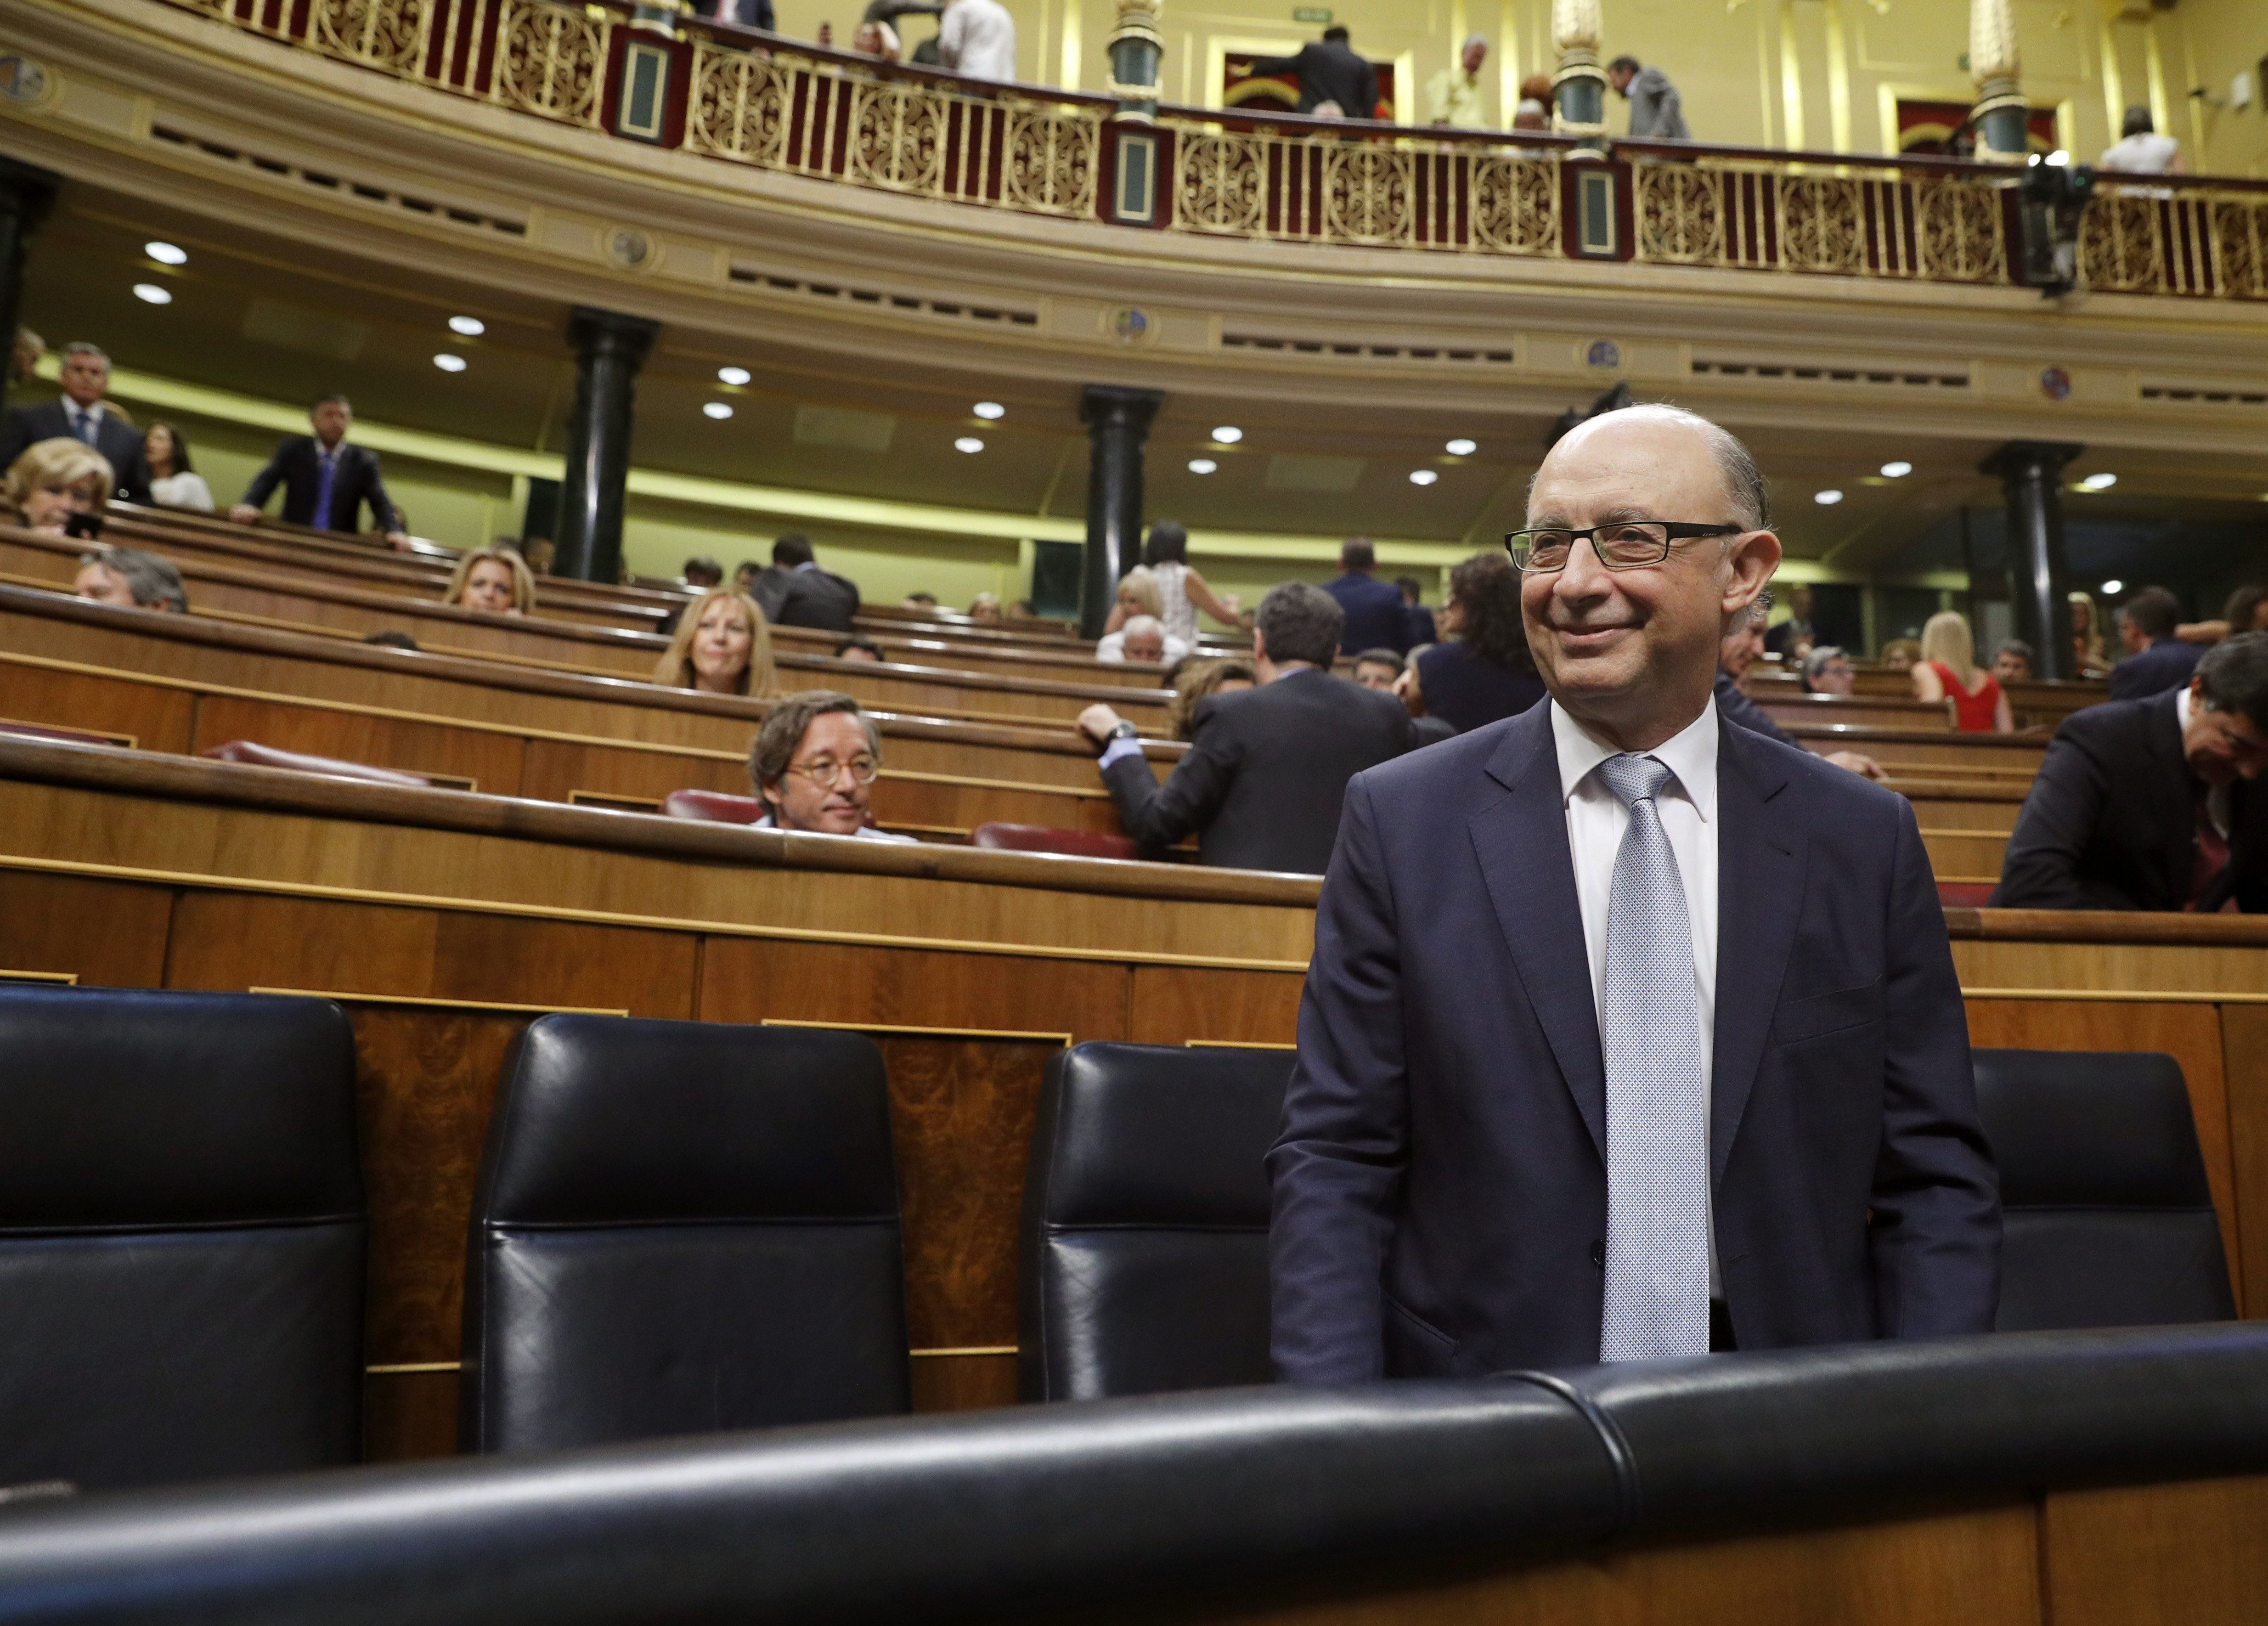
[1590,1239,1606,1270]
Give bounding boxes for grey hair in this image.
[1801,644,1846,682]
[61,342,110,364]
[1463,31,1487,49]
[1530,402,1770,532]
[1122,614,1166,640]
[80,546,186,612]
[747,689,881,799]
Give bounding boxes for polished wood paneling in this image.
[362,1370,460,1464]
[908,1352,1019,1413]
[698,939,1130,1036]
[1129,965,1304,1046]
[1,663,197,752]
[2042,1474,2268,1626]
[2220,1006,2268,1319]
[190,692,530,796]
[0,870,174,988]
[1964,999,2242,1307]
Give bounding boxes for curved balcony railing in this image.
[157,0,2268,300]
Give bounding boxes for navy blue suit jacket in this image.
[2107,638,2203,703]
[1268,700,2000,1380]
[1325,573,1411,655]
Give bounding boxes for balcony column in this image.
[1968,0,2027,160]
[1981,441,2081,681]
[0,158,59,423]
[1106,0,1162,119]
[1550,0,1607,154]
[1078,385,1163,639]
[554,306,660,584]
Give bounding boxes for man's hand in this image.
[229,503,261,525]
[1077,703,1125,751]
[385,531,412,550]
[1825,750,1887,781]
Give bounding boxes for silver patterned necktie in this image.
[1594,752,1710,1361]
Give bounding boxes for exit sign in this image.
[1292,6,1332,21]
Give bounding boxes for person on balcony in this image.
[1424,34,1488,128]
[2099,107,2183,176]
[702,0,775,34]
[1608,55,1688,140]
[1236,25,1377,120]
[937,0,1016,81]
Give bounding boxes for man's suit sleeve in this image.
[1266,773,1407,1382]
[1246,48,1303,76]
[1714,676,1801,749]
[239,440,293,510]
[1099,707,1240,853]
[1357,59,1378,117]
[1870,798,2001,1335]
[0,406,30,468]
[358,450,401,532]
[1990,727,2125,909]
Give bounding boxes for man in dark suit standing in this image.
[231,395,407,547]
[1993,634,2268,912]
[0,343,152,504]
[2107,586,2204,702]
[1074,582,1411,875]
[1237,25,1378,118]
[1323,539,1410,656]
[1270,404,1999,1379]
[750,534,861,632]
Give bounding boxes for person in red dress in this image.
[1911,610,2014,733]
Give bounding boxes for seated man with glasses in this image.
[746,690,915,842]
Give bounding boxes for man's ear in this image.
[1724,529,1783,619]
[1252,625,1270,663]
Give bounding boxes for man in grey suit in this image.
[1609,55,1689,139]
[0,343,152,504]
[750,534,861,633]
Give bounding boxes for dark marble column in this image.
[0,158,59,423]
[1078,384,1163,639]
[554,306,660,583]
[1981,440,2081,681]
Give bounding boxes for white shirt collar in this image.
[1549,696,1720,823]
[66,399,100,423]
[2176,684,2192,733]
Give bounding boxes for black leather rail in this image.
[4,1325,2268,1626]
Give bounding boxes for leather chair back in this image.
[1974,1048,2236,1330]
[1019,1042,1292,1400]
[660,789,765,823]
[971,823,1141,861]
[201,740,432,787]
[462,1016,910,1453]
[0,986,365,1490]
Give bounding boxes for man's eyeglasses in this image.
[1504,522,1744,574]
[789,754,880,789]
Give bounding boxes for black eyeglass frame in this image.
[1503,521,1747,574]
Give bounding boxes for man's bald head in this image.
[1535,404,1769,532]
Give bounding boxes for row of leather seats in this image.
[0,984,2234,1495]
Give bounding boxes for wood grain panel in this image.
[908,1353,1017,1413]
[0,664,197,752]
[1965,999,2241,1306]
[1203,1503,2039,1626]
[1129,965,1304,1046]
[2042,1474,2268,1626]
[2220,1006,2268,1320]
[696,939,1130,1036]
[189,692,530,796]
[0,870,174,988]
[362,1370,460,1463]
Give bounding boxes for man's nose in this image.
[1553,536,1613,599]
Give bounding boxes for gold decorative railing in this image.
[2079,181,2268,299]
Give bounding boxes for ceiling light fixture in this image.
[131,283,173,305]
[2100,579,2125,596]
[1813,488,1844,505]
[2079,471,2117,491]
[954,436,984,454]
[973,401,1005,420]
[1210,426,1243,444]
[144,241,187,265]
[1445,438,1477,456]
[448,315,485,336]
[432,352,467,373]
[717,366,752,386]
[1188,458,1218,474]
[703,401,733,420]
[1409,469,1439,486]
[1880,460,1913,478]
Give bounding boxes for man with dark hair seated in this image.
[745,690,914,841]
[1995,632,2268,912]
[1073,582,1412,874]
[833,634,885,662]
[682,556,723,589]
[1351,649,1404,691]
[2108,586,2204,701]
[750,533,860,632]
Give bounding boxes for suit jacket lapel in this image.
[1470,706,1607,1162]
[2146,690,2196,902]
[1710,724,1805,1187]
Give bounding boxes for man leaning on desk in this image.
[1269,403,2001,1379]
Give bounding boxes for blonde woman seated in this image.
[652,586,779,697]
[441,546,535,617]
[1102,565,1165,636]
[1910,610,2013,734]
[1,439,113,533]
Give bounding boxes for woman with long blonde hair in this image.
[652,586,778,697]
[2067,590,2111,677]
[441,546,535,616]
[1911,610,2013,733]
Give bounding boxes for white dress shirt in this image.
[1550,697,1720,1286]
[62,399,107,442]
[937,0,1016,79]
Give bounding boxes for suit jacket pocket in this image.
[1383,1293,1460,1377]
[1772,979,1886,1047]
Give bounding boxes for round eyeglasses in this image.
[789,754,880,789]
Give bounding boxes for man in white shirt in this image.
[2099,106,2183,176]
[1270,402,1999,1379]
[1424,34,1487,128]
[1095,614,1188,666]
[937,0,1015,81]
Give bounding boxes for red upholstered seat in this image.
[0,721,120,747]
[660,790,767,824]
[200,740,434,789]
[1937,881,1997,908]
[971,823,1140,861]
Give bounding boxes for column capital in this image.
[567,305,661,362]
[1079,384,1164,435]
[1979,441,2083,481]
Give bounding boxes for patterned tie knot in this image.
[1597,752,1672,811]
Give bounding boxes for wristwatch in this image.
[1107,721,1140,742]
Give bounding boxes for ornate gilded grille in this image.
[1633,164,1724,264]
[489,0,608,128]
[308,0,434,75]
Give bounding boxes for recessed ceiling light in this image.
[1880,460,1913,478]
[954,436,984,454]
[1813,488,1844,505]
[2079,471,2117,491]
[1445,438,1477,456]
[448,315,485,336]
[432,352,467,373]
[131,283,173,305]
[973,401,1005,420]
[1211,426,1243,444]
[144,241,187,265]
[703,401,733,420]
[717,366,752,386]
[2100,579,2125,595]
[1409,469,1439,486]
[1188,458,1218,474]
